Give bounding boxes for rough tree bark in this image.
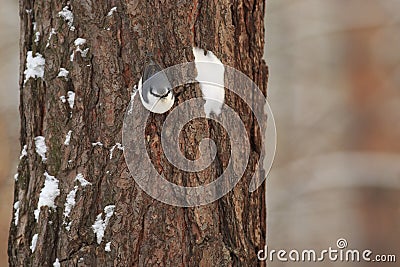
[9,0,268,266]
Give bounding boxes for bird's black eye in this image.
[149,87,170,98]
[149,87,156,96]
[160,89,171,99]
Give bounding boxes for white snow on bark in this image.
[58,6,74,29]
[30,234,38,252]
[34,172,60,221]
[53,258,60,267]
[192,47,225,117]
[58,68,69,79]
[67,91,75,109]
[46,28,56,48]
[77,47,89,58]
[63,186,78,219]
[60,91,75,108]
[34,31,40,44]
[109,143,124,159]
[107,7,117,16]
[71,38,89,60]
[75,173,92,187]
[92,205,115,244]
[24,51,45,84]
[92,141,103,147]
[63,185,78,231]
[20,144,27,160]
[105,242,111,252]
[64,130,72,145]
[13,201,20,226]
[74,38,86,46]
[34,136,47,162]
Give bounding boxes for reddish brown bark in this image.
[9,0,268,266]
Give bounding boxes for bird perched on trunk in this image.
[138,54,175,114]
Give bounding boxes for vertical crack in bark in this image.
[90,57,100,108]
[134,201,151,263]
[191,0,201,46]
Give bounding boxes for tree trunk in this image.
[9,0,268,266]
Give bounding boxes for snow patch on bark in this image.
[20,144,27,160]
[34,136,47,162]
[63,186,78,219]
[67,91,75,109]
[105,242,111,252]
[58,68,69,79]
[34,172,60,221]
[64,130,72,145]
[13,201,20,226]
[63,185,78,231]
[24,51,45,84]
[75,173,92,187]
[107,7,117,16]
[92,205,115,244]
[192,47,225,117]
[30,234,38,252]
[109,143,124,159]
[58,6,74,30]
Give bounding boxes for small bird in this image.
[138,55,175,114]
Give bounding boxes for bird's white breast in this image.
[138,78,175,114]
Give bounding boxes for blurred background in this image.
[0,0,399,266]
[0,0,19,264]
[265,0,399,266]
